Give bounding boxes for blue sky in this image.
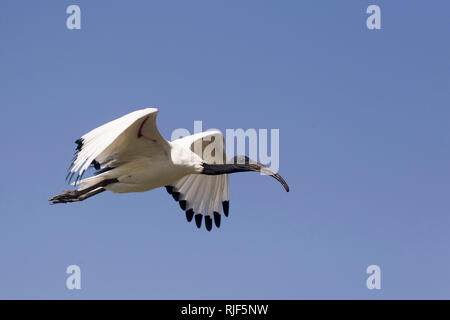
[0,0,449,299]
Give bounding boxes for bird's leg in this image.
[50,178,118,204]
[50,182,102,201]
[51,187,106,204]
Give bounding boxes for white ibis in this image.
[50,108,289,231]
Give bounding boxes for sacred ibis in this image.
[50,108,289,231]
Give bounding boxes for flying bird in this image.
[50,108,289,231]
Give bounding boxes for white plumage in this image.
[51,108,289,231]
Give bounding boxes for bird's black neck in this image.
[201,160,290,192]
[201,163,257,175]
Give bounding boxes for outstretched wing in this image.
[68,108,170,184]
[166,131,229,232]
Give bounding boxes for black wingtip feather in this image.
[92,160,101,170]
[205,216,213,231]
[172,192,180,201]
[165,186,174,194]
[213,212,221,228]
[179,200,187,211]
[222,201,229,217]
[186,209,194,222]
[75,138,83,151]
[195,214,202,228]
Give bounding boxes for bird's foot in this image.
[49,190,81,204]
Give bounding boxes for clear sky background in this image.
[0,0,449,299]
